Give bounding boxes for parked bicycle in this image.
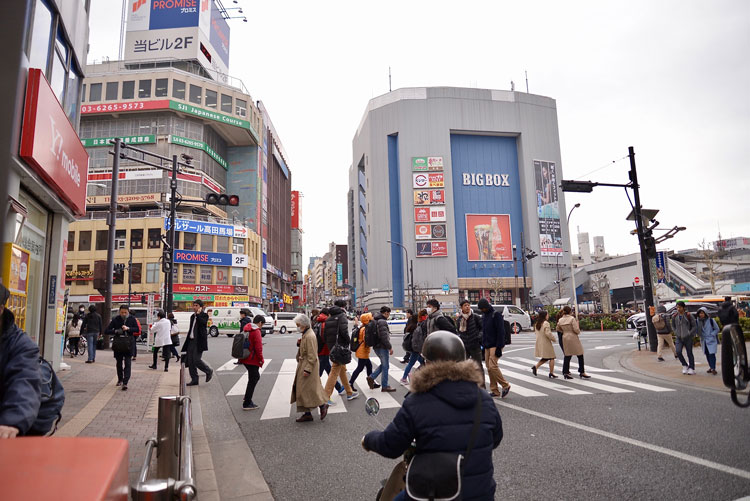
[66,334,87,358]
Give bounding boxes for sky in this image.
[87,0,750,268]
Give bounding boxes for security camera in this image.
[181,153,193,164]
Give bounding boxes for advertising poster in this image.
[415,224,446,240]
[416,241,448,258]
[534,160,563,257]
[427,157,444,170]
[428,172,444,187]
[413,189,445,205]
[412,157,428,171]
[465,214,512,261]
[654,251,668,283]
[413,172,429,188]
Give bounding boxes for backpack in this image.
[28,357,65,436]
[232,331,250,359]
[350,325,361,352]
[364,320,379,347]
[111,329,133,355]
[314,322,325,352]
[402,331,413,352]
[652,314,666,330]
[503,319,512,345]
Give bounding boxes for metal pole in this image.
[556,253,561,299]
[128,241,133,308]
[103,138,121,348]
[513,245,519,307]
[167,155,178,315]
[629,146,657,351]
[410,259,415,311]
[520,231,528,311]
[566,204,580,316]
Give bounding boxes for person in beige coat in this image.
[531,311,558,378]
[290,314,329,423]
[557,306,591,380]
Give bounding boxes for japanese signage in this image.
[169,101,254,135]
[65,269,93,281]
[87,193,161,206]
[412,156,444,171]
[412,155,448,258]
[87,294,162,303]
[165,217,235,236]
[415,224,447,240]
[291,191,300,229]
[534,160,562,257]
[335,244,348,286]
[465,214,512,261]
[88,169,162,182]
[20,69,89,216]
[413,189,445,206]
[173,283,248,294]
[81,135,155,148]
[233,226,248,238]
[1,244,30,294]
[169,134,228,170]
[412,172,445,189]
[416,241,448,258]
[414,207,446,222]
[172,249,248,267]
[209,1,230,67]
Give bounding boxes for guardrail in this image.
[131,363,196,500]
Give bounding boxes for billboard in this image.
[416,241,447,258]
[335,245,348,285]
[413,189,445,206]
[291,191,300,229]
[465,214,512,261]
[654,251,668,283]
[209,2,230,67]
[128,0,203,31]
[534,160,562,257]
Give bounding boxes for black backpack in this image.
[350,325,361,352]
[111,329,133,355]
[28,357,65,436]
[402,331,414,352]
[503,319,512,345]
[313,322,325,352]
[364,321,379,347]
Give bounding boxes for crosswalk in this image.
[219,355,675,420]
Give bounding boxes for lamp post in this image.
[387,240,415,310]
[567,203,581,316]
[512,244,519,307]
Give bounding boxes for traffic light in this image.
[643,236,657,259]
[205,193,239,206]
[162,250,173,273]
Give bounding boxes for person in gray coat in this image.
[671,301,697,375]
[366,306,396,392]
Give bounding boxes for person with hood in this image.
[0,283,41,438]
[315,308,343,398]
[291,314,329,423]
[350,313,374,389]
[718,296,739,328]
[240,315,265,410]
[323,300,358,401]
[456,300,484,383]
[362,330,504,500]
[148,310,172,372]
[65,313,82,357]
[697,307,719,375]
[478,298,510,398]
[182,300,213,386]
[671,301,697,375]
[558,306,591,379]
[652,305,676,362]
[367,306,397,392]
[81,305,102,363]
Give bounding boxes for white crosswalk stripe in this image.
[509,356,617,373]
[496,359,633,394]
[260,359,297,420]
[217,358,240,372]
[346,360,401,409]
[226,359,272,396]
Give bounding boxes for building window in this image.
[232,267,244,285]
[216,236,229,253]
[95,230,108,250]
[131,229,143,249]
[232,238,245,254]
[130,263,142,284]
[201,234,213,252]
[172,79,185,99]
[81,84,86,102]
[216,267,229,284]
[235,98,247,117]
[67,231,75,251]
[146,262,160,283]
[89,83,102,102]
[115,230,126,250]
[105,81,118,100]
[182,264,196,284]
[155,78,168,97]
[205,89,217,109]
[182,232,197,250]
[49,29,68,101]
[148,228,161,249]
[27,0,53,72]
[200,265,212,284]
[79,230,92,251]
[189,84,201,104]
[220,94,232,113]
[122,80,135,99]
[113,265,124,285]
[138,79,151,98]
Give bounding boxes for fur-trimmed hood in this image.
[409,360,483,394]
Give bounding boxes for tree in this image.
[697,239,719,294]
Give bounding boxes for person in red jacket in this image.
[240,315,265,410]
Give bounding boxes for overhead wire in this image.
[573,155,629,179]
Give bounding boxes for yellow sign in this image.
[1,244,29,330]
[283,293,293,304]
[214,295,249,303]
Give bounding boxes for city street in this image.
[194,329,750,500]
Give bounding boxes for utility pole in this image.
[520,232,528,311]
[629,146,657,351]
[167,155,178,315]
[409,259,415,311]
[513,245,519,307]
[127,240,133,308]
[103,138,121,348]
[556,252,562,300]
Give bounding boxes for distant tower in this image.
[578,232,592,265]
[593,236,606,260]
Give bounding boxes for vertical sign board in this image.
[654,251,668,283]
[20,69,89,216]
[147,293,155,347]
[291,191,300,229]
[412,157,448,258]
[533,160,562,259]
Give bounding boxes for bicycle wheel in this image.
[78,337,87,357]
[722,325,748,390]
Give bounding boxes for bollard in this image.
[156,396,181,480]
[600,320,603,332]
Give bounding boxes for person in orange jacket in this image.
[239,315,265,411]
[349,313,376,389]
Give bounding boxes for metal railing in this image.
[131,364,196,500]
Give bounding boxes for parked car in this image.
[470,304,532,333]
[626,301,720,330]
[248,307,274,337]
[386,311,408,334]
[272,312,298,334]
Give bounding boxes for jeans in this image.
[85,333,97,361]
[152,346,170,370]
[675,337,695,369]
[563,355,585,375]
[324,362,353,398]
[114,352,131,384]
[370,348,391,388]
[704,346,716,371]
[243,364,260,405]
[402,354,424,379]
[349,358,372,386]
[318,355,342,392]
[186,340,212,382]
[466,346,485,386]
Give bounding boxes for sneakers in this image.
[381,387,396,393]
[686,368,696,375]
[501,386,511,398]
[326,400,336,406]
[347,391,359,401]
[366,376,375,389]
[122,385,128,391]
[681,366,688,374]
[337,386,347,395]
[243,403,259,411]
[657,357,665,362]
[399,378,409,386]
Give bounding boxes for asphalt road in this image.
[196,328,750,500]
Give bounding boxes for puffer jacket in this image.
[371,313,392,350]
[364,360,503,500]
[323,306,349,350]
[356,314,373,359]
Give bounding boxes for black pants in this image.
[131,334,138,358]
[243,364,260,405]
[186,340,211,382]
[114,352,132,384]
[152,346,170,370]
[349,358,372,386]
[557,332,564,353]
[563,355,585,375]
[169,335,180,359]
[466,346,485,385]
[68,337,80,355]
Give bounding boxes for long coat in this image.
[697,309,719,355]
[557,315,583,357]
[534,321,556,359]
[291,328,327,410]
[182,312,209,353]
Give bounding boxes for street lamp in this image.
[387,240,415,310]
[567,203,581,316]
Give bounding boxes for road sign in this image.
[442,284,450,292]
[279,302,285,309]
[634,277,640,285]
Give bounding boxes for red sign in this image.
[173,284,248,294]
[414,207,430,222]
[20,69,89,216]
[80,100,170,114]
[202,175,221,193]
[431,241,448,256]
[177,172,202,183]
[634,277,640,285]
[291,191,300,229]
[88,294,162,303]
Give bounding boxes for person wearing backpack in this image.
[478,298,511,398]
[239,315,265,410]
[671,301,697,375]
[323,300,358,402]
[696,307,719,375]
[652,305,676,362]
[65,313,82,358]
[106,304,140,390]
[81,305,102,363]
[425,299,457,335]
[399,309,417,364]
[457,300,485,385]
[400,309,429,386]
[0,283,41,438]
[349,313,374,389]
[367,306,396,393]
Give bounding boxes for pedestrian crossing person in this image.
[652,305,675,362]
[456,300,484,385]
[367,306,397,393]
[314,308,343,398]
[350,313,374,389]
[149,310,172,372]
[291,314,329,423]
[323,300,358,401]
[400,309,428,385]
[183,300,214,386]
[558,306,591,379]
[531,310,558,378]
[478,298,511,398]
[240,315,265,410]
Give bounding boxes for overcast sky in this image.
[88,0,749,268]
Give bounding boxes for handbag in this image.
[112,329,133,355]
[405,388,483,501]
[330,343,352,365]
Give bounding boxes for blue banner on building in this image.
[654,251,668,283]
[164,217,234,237]
[173,249,233,266]
[149,1,200,30]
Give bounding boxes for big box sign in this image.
[20,69,89,216]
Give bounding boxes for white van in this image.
[247,307,274,337]
[470,304,531,333]
[272,312,298,334]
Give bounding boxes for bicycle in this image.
[66,335,87,358]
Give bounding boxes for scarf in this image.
[458,312,471,333]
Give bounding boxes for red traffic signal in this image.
[205,193,240,206]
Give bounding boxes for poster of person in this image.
[534,160,563,256]
[654,251,668,283]
[465,214,512,261]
